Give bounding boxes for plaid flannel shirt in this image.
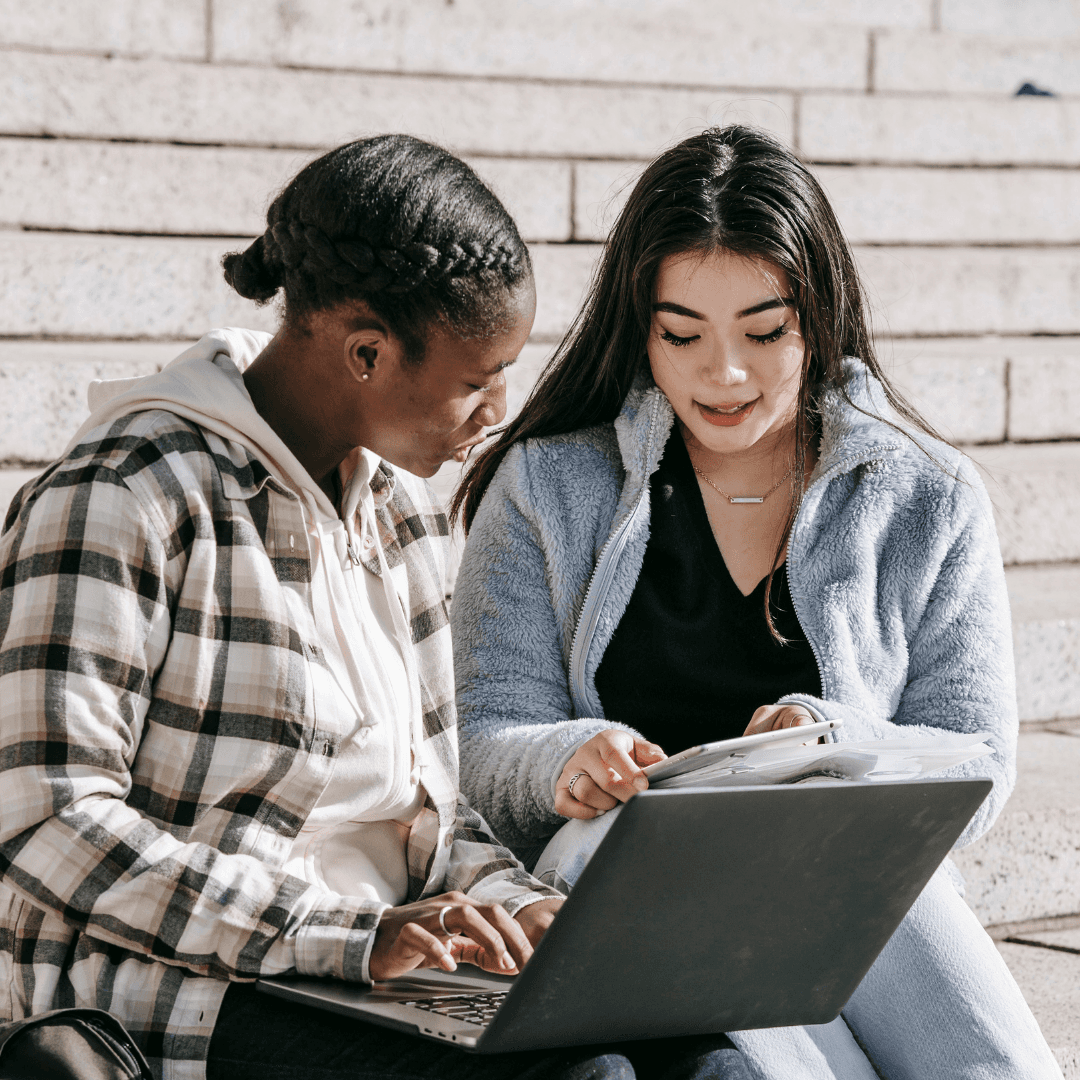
[0,409,558,1079]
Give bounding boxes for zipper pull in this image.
[346,540,362,566]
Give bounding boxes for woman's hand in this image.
[514,897,564,948]
[369,891,535,981]
[743,704,818,736]
[555,729,666,819]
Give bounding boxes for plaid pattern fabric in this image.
[0,409,557,1080]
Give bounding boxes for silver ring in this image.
[567,771,588,799]
[438,905,453,937]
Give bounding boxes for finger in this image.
[440,906,516,972]
[395,922,457,975]
[743,705,779,736]
[565,772,620,811]
[553,787,605,819]
[478,903,534,971]
[632,738,667,765]
[599,745,649,792]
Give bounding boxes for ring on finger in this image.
[438,905,453,937]
[567,771,589,800]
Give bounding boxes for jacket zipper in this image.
[567,394,662,714]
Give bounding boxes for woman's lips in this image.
[450,435,487,462]
[696,398,758,427]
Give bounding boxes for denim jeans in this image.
[205,983,752,1080]
[534,812,1063,1080]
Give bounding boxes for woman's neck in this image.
[679,420,809,492]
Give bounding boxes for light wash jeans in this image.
[534,812,1063,1080]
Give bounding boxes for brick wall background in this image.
[1,0,1078,722]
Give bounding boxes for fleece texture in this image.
[451,358,1018,853]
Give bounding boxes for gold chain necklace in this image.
[690,460,795,504]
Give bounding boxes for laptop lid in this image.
[260,777,991,1053]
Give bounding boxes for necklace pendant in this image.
[729,496,765,504]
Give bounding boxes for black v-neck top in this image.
[594,431,822,755]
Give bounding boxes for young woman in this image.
[0,136,751,1080]
[450,127,1062,1079]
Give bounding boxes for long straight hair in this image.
[452,125,944,636]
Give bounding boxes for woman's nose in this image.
[703,343,747,386]
[472,378,507,427]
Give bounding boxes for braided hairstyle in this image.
[223,135,532,359]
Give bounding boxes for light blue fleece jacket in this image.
[451,358,1018,854]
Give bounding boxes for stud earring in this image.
[360,373,370,381]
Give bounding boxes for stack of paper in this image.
[649,733,993,789]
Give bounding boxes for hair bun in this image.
[222,236,283,303]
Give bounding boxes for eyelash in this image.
[660,323,789,348]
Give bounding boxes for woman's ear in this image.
[342,327,392,385]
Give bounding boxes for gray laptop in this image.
[259,778,991,1052]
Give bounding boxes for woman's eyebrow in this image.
[737,297,794,319]
[653,301,704,319]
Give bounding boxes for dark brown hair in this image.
[223,134,532,360]
[451,124,943,636]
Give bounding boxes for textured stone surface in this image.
[466,159,572,243]
[1007,564,1080,723]
[0,50,793,159]
[875,30,1080,94]
[211,0,866,90]
[854,248,1080,336]
[1010,354,1080,442]
[530,244,602,340]
[0,138,571,243]
[0,0,205,58]
[801,94,1080,165]
[818,165,1080,244]
[995,943,1080,1077]
[0,232,275,339]
[881,346,1007,444]
[953,731,1080,927]
[970,443,1080,564]
[0,138,305,236]
[1010,926,1080,951]
[574,160,644,242]
[0,469,40,519]
[941,0,1080,37]
[0,342,185,463]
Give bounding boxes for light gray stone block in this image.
[0,49,793,159]
[855,247,1080,336]
[574,161,644,242]
[1006,564,1080,723]
[801,94,1080,165]
[0,232,276,339]
[0,469,40,518]
[212,0,866,90]
[817,165,1080,244]
[879,345,1007,444]
[953,731,1080,926]
[1010,354,1080,441]
[0,139,570,243]
[0,342,187,464]
[465,159,573,243]
[530,244,602,340]
[995,943,1079,1077]
[1011,926,1080,951]
[941,0,1080,38]
[0,0,205,59]
[970,443,1080,564]
[0,138,308,236]
[875,30,1080,95]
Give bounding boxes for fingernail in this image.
[633,776,648,791]
[441,954,457,971]
[499,952,514,970]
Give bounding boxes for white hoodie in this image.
[72,328,427,908]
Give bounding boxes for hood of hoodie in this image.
[66,327,354,521]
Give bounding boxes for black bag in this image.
[0,1008,152,1079]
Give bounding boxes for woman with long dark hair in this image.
[0,135,753,1080]
[450,127,1061,1078]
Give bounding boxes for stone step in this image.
[953,724,1080,927]
[995,939,1080,1077]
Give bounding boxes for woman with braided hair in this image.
[0,134,752,1079]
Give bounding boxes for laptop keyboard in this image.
[399,991,509,1028]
